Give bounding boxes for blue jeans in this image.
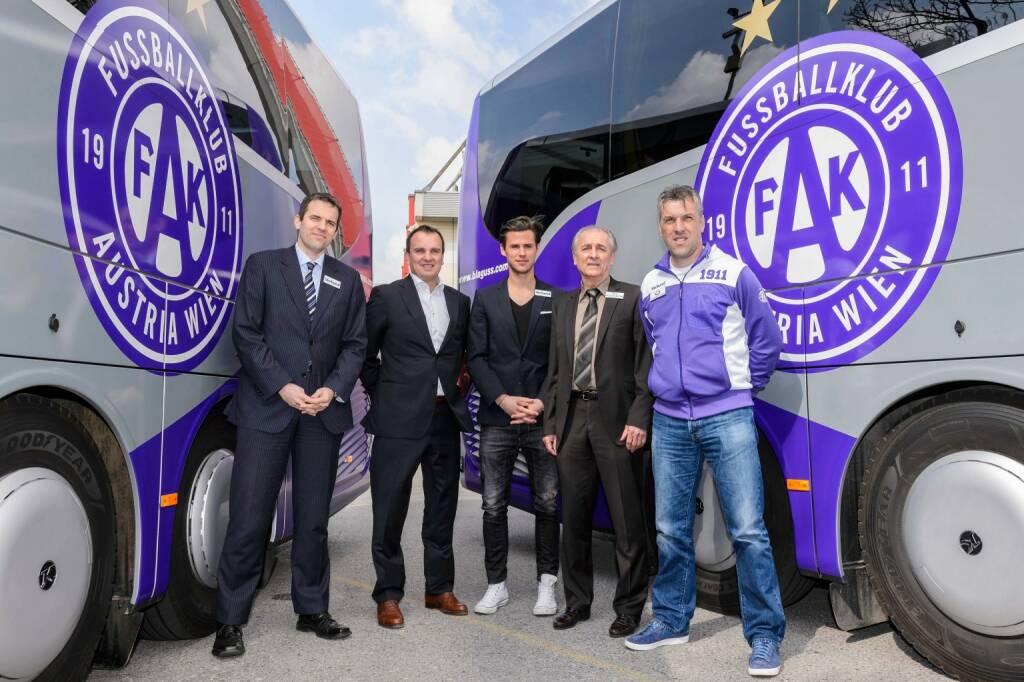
[650,407,785,644]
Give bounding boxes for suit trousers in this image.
[216,416,342,624]
[557,396,648,618]
[370,402,461,603]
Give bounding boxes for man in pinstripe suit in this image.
[212,193,367,657]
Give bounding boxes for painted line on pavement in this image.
[331,575,658,681]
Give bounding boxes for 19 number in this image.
[81,128,104,170]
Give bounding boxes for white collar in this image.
[411,272,443,294]
[295,243,325,270]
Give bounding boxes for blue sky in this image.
[287,0,598,283]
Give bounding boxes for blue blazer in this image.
[225,247,367,435]
[467,278,560,427]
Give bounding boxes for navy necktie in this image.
[304,261,317,316]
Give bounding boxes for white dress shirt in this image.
[411,273,449,396]
[295,243,325,297]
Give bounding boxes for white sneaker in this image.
[474,582,510,614]
[533,574,558,616]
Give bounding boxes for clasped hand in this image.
[498,395,543,425]
[279,383,334,416]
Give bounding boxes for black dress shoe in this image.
[212,624,245,658]
[608,614,639,638]
[552,606,591,630]
[297,612,351,640]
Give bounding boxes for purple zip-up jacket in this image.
[639,244,782,420]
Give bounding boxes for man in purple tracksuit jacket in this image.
[625,185,786,678]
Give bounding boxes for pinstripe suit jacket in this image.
[225,246,367,435]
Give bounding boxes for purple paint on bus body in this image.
[129,380,235,603]
[534,201,602,291]
[754,398,816,573]
[807,416,858,578]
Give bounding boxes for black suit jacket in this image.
[467,278,560,427]
[543,277,653,448]
[361,276,473,438]
[225,247,368,435]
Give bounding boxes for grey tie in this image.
[573,288,600,390]
[304,261,317,316]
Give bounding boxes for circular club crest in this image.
[696,31,962,368]
[57,0,242,372]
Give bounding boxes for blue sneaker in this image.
[748,637,781,677]
[624,619,689,651]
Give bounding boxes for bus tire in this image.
[141,414,235,640]
[696,436,815,614]
[0,394,115,682]
[860,386,1024,682]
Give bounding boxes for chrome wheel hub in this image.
[186,448,233,588]
[903,451,1024,636]
[0,468,92,679]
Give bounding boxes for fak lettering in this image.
[57,0,243,372]
[695,31,962,368]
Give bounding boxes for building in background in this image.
[404,141,464,285]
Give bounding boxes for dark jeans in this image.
[370,402,461,603]
[479,424,559,583]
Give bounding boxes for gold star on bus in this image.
[186,0,213,31]
[733,0,782,56]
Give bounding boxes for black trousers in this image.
[557,396,648,619]
[370,402,461,603]
[479,423,559,583]
[216,416,342,624]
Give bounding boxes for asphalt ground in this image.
[92,477,950,681]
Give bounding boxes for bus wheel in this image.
[696,437,815,613]
[0,394,115,681]
[141,415,234,640]
[860,387,1024,681]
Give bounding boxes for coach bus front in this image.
[0,0,371,678]
[458,1,1024,679]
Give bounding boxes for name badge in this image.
[534,289,551,298]
[649,283,666,301]
[606,291,625,300]
[540,310,552,315]
[323,275,341,289]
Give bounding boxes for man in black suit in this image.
[466,216,561,617]
[542,226,653,638]
[213,193,367,657]
[362,224,473,629]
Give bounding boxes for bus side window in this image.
[610,0,799,179]
[475,5,617,241]
[802,0,1024,57]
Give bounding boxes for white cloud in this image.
[414,135,462,183]
[624,42,785,122]
[393,56,484,116]
[365,103,427,142]
[378,228,409,286]
[348,26,403,59]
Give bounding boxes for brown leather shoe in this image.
[424,592,469,615]
[377,600,404,629]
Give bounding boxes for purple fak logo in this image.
[696,31,962,368]
[57,0,242,372]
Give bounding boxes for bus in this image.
[0,0,372,678]
[457,1,1024,679]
